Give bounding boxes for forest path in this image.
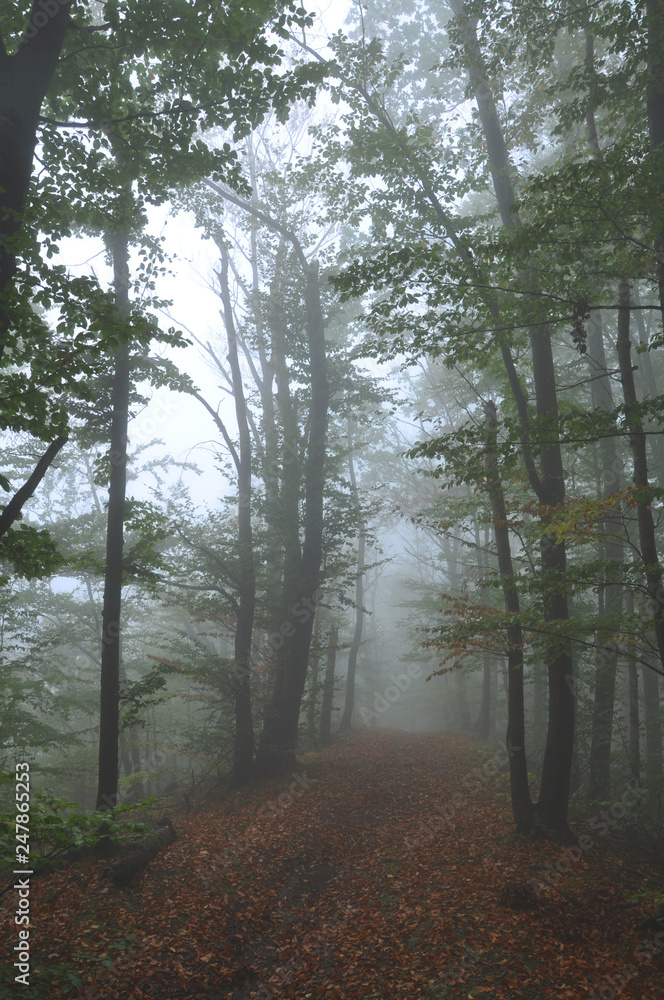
[6,729,664,999]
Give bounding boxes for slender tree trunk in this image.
[307,613,321,738]
[96,228,130,813]
[0,436,68,538]
[625,588,641,783]
[532,660,547,764]
[587,309,623,799]
[214,239,256,786]
[477,650,492,741]
[646,0,664,325]
[455,671,472,731]
[616,277,664,669]
[319,627,338,745]
[340,419,365,731]
[632,287,664,482]
[474,526,492,741]
[642,659,663,776]
[450,0,574,839]
[484,401,534,833]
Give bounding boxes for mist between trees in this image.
[1,0,664,959]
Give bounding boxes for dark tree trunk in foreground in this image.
[319,627,338,746]
[214,239,256,786]
[484,401,533,834]
[96,228,130,813]
[340,419,365,731]
[0,3,70,336]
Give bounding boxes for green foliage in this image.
[0,786,155,871]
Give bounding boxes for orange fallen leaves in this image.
[2,730,663,999]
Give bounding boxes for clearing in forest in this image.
[2,729,663,999]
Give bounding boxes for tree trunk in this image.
[319,626,338,746]
[646,0,664,325]
[108,818,177,887]
[642,660,663,777]
[625,587,641,783]
[484,401,534,834]
[340,419,365,731]
[450,0,574,840]
[307,613,321,739]
[532,660,547,763]
[616,277,664,669]
[587,308,623,799]
[0,2,71,333]
[214,239,256,786]
[474,526,492,741]
[477,650,492,741]
[257,259,329,772]
[0,436,68,538]
[632,284,664,482]
[96,227,130,813]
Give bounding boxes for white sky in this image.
[50,0,359,512]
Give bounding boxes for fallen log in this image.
[107,817,177,886]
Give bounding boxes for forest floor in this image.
[2,729,664,1000]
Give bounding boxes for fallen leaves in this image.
[2,730,663,999]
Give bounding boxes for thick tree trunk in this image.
[0,2,71,331]
[484,401,534,834]
[319,627,338,746]
[215,240,256,786]
[96,228,130,813]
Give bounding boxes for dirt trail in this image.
[5,730,664,999]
